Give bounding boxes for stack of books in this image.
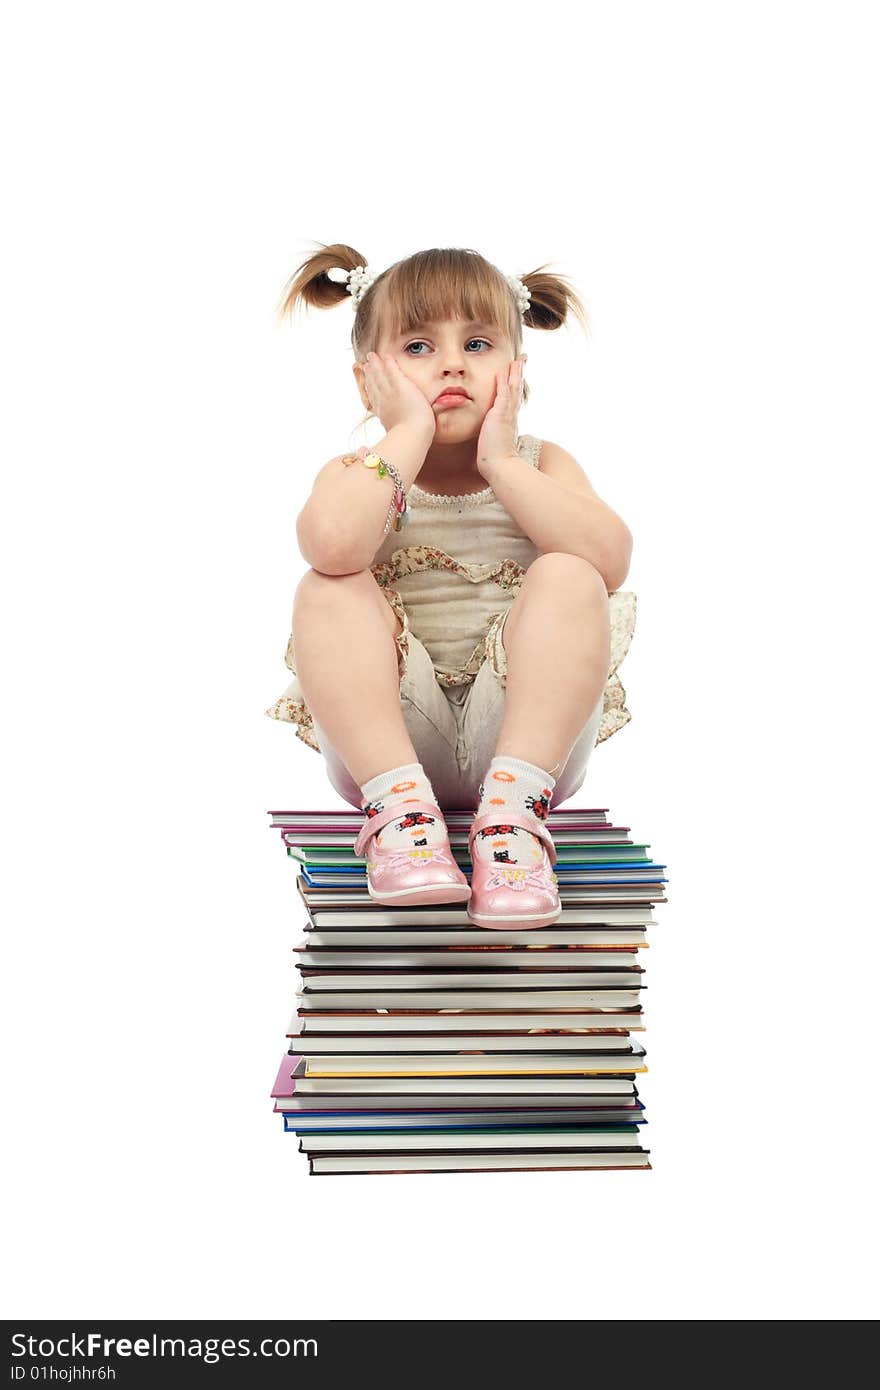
[269,808,667,1176]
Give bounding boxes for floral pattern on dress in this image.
[373,547,525,596]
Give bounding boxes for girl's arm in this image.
[296,421,434,576]
[479,441,633,591]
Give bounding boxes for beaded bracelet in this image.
[342,446,409,535]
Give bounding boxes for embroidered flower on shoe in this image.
[485,864,554,893]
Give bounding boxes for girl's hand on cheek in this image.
[363,353,436,441]
[475,357,526,479]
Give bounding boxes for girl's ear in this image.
[352,361,371,411]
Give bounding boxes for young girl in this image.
[266,244,636,928]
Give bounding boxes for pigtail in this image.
[276,241,368,323]
[520,264,590,337]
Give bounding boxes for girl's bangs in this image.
[379,260,516,341]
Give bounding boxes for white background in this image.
[3,1,878,1320]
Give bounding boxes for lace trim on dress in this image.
[407,482,495,508]
[406,433,540,507]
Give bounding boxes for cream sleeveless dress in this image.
[265,434,637,756]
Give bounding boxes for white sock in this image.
[472,756,556,866]
[359,763,447,850]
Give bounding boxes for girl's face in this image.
[376,316,516,436]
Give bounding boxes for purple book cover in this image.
[271,1055,302,1100]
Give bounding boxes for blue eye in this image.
[403,338,492,356]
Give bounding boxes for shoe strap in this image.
[354,800,446,857]
[468,810,557,867]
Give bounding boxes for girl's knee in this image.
[293,566,373,619]
[293,567,401,641]
[527,552,608,601]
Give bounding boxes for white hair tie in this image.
[344,264,379,307]
[505,274,531,317]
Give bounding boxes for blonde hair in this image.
[278,242,590,420]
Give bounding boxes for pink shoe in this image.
[354,800,471,906]
[467,811,560,929]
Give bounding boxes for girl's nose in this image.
[438,343,467,371]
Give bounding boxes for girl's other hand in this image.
[475,357,526,478]
[363,352,436,441]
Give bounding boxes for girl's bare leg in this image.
[495,552,611,774]
[292,568,418,785]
